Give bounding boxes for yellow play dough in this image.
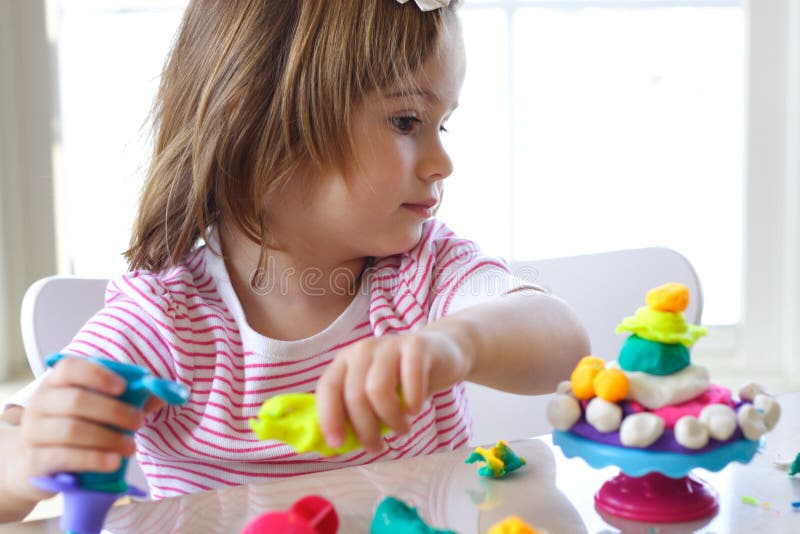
[616,306,707,346]
[489,515,538,534]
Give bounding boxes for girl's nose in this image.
[418,135,454,182]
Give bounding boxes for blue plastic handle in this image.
[141,375,189,405]
[45,353,188,407]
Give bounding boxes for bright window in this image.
[54,0,185,275]
[439,0,744,326]
[55,0,743,325]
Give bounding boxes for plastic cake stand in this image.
[552,430,760,523]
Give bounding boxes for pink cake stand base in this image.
[594,471,719,522]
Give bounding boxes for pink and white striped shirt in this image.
[12,220,525,498]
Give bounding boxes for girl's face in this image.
[266,21,466,263]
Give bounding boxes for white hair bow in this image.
[397,0,451,12]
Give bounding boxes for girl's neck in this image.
[218,224,367,341]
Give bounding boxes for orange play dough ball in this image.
[570,356,606,400]
[646,282,690,312]
[576,355,605,369]
[593,368,630,402]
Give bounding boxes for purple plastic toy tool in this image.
[32,473,146,534]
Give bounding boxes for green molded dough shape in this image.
[617,334,691,376]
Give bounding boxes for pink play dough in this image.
[627,384,734,428]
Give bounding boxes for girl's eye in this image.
[439,124,449,134]
[391,116,421,134]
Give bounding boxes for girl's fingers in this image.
[24,416,137,457]
[28,387,144,433]
[15,446,123,501]
[316,359,347,449]
[30,446,123,476]
[45,357,126,397]
[142,396,165,416]
[400,337,430,415]
[365,347,408,435]
[342,351,384,453]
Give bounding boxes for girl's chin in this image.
[369,225,425,257]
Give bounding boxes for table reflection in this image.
[100,439,583,533]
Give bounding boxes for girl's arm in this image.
[423,289,590,395]
[0,408,39,522]
[317,289,589,453]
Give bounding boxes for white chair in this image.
[20,276,109,377]
[465,247,703,445]
[20,275,150,496]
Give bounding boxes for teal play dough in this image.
[617,335,690,375]
[370,496,455,534]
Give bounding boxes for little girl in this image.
[0,0,588,520]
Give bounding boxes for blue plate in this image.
[553,430,760,478]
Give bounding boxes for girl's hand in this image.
[316,330,473,454]
[7,357,160,502]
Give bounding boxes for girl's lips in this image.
[402,204,434,218]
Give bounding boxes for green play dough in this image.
[617,334,690,375]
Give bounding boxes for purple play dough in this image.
[570,400,749,454]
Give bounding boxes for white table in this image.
[2,392,799,533]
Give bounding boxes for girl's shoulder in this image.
[105,246,221,312]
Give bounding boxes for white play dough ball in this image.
[546,394,581,431]
[753,394,781,430]
[698,404,737,441]
[585,397,622,433]
[738,382,767,402]
[556,380,573,396]
[737,404,767,441]
[674,415,709,450]
[619,412,665,448]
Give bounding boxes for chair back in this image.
[465,247,702,445]
[20,276,109,377]
[20,275,150,496]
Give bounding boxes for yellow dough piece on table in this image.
[569,355,606,400]
[249,392,388,456]
[646,282,690,312]
[488,515,538,534]
[465,440,527,478]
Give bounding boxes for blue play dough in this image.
[553,430,760,478]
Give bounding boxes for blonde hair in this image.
[126,0,460,272]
